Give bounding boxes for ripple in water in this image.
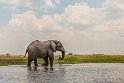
[0,63,124,83]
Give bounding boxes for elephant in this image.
[24,40,66,68]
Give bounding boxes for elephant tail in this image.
[24,49,28,57]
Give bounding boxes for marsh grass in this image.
[60,55,124,64]
[0,55,27,66]
[0,54,124,66]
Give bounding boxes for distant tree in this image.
[6,53,10,56]
[68,53,73,55]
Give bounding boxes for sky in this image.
[0,0,124,55]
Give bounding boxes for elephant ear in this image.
[49,40,56,52]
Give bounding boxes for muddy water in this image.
[0,63,124,83]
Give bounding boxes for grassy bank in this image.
[60,55,124,64]
[0,54,124,66]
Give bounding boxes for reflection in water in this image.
[27,66,39,71]
[0,64,124,83]
[27,65,65,83]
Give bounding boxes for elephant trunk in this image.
[59,51,65,60]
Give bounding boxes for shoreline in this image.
[1,55,124,66]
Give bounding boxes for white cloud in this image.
[54,3,106,29]
[55,0,61,4]
[102,0,124,20]
[0,0,56,9]
[0,0,19,6]
[0,0,124,54]
[25,0,55,9]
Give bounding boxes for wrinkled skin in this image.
[25,40,66,68]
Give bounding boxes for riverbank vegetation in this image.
[0,54,124,66]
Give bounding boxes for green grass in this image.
[0,56,27,66]
[0,54,124,66]
[60,55,124,64]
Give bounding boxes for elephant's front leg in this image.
[49,54,54,69]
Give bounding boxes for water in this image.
[0,63,124,83]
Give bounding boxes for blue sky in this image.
[0,0,124,54]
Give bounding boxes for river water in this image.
[0,63,124,83]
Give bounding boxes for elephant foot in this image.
[50,67,54,71]
[27,65,31,70]
[27,64,31,67]
[34,66,38,71]
[34,64,38,67]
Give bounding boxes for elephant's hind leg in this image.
[27,56,33,67]
[27,60,32,67]
[34,59,38,66]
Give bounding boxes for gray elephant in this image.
[24,40,66,68]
